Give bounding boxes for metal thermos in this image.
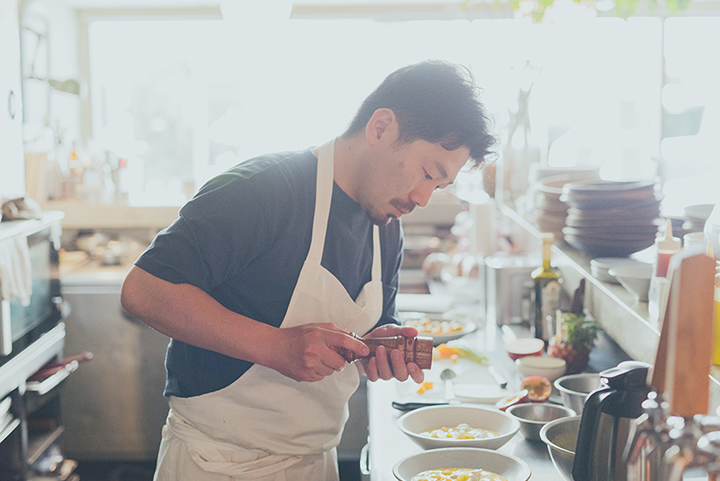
[485,254,535,326]
[573,361,654,481]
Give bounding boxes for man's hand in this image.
[268,323,370,382]
[360,324,425,384]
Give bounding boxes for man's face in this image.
[357,138,470,226]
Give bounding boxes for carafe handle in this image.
[573,388,615,481]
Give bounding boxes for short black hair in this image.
[344,60,496,168]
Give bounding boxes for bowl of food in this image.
[608,263,653,301]
[554,373,602,415]
[505,338,545,361]
[515,356,567,382]
[393,447,531,481]
[506,403,576,441]
[539,416,581,481]
[401,312,477,345]
[397,404,520,450]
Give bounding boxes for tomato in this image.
[520,376,552,403]
[494,389,529,411]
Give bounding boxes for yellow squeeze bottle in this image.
[709,241,720,365]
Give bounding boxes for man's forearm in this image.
[120,265,277,367]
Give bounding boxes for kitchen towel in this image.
[0,235,32,306]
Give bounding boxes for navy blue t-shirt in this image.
[134,149,404,398]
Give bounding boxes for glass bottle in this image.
[531,233,563,344]
[711,242,720,365]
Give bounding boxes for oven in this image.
[0,212,70,481]
[0,213,64,364]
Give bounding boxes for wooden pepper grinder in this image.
[335,334,433,370]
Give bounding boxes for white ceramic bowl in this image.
[515,356,567,382]
[393,447,532,481]
[397,404,520,450]
[608,263,653,301]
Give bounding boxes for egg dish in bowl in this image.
[393,447,531,481]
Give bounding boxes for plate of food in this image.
[400,312,477,346]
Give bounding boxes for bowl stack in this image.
[560,180,662,258]
[523,175,600,241]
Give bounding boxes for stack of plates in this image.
[560,180,662,258]
[526,174,599,241]
[590,258,651,284]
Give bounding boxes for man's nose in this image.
[408,183,435,209]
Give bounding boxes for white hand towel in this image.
[0,235,33,306]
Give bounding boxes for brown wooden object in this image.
[651,252,715,417]
[335,334,433,370]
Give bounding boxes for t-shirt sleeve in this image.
[135,168,290,292]
[376,219,403,328]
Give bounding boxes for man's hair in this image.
[344,60,497,169]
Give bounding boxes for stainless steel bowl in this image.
[554,373,602,415]
[506,403,576,441]
[539,415,581,481]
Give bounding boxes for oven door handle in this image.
[1,299,12,356]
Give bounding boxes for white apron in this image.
[153,139,384,481]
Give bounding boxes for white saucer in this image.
[452,384,510,404]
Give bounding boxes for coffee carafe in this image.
[572,361,653,481]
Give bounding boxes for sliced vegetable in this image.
[495,389,530,411]
[417,382,434,394]
[432,343,488,365]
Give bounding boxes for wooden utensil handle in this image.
[335,334,433,370]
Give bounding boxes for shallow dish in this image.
[506,403,576,441]
[397,404,520,450]
[393,447,532,481]
[540,416,581,481]
[515,356,567,382]
[400,312,477,346]
[554,373,602,415]
[452,384,511,404]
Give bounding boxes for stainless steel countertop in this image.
[365,305,635,481]
[365,318,564,480]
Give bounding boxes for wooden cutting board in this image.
[651,251,716,417]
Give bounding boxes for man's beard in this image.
[364,198,416,226]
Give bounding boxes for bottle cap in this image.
[656,219,681,252]
[541,233,555,244]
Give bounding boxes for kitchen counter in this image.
[364,311,631,480]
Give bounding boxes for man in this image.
[120,59,495,480]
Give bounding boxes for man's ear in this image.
[365,108,397,146]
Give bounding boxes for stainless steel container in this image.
[485,254,536,326]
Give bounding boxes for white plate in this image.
[453,384,511,404]
[393,447,531,481]
[400,313,477,345]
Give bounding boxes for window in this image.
[85,10,719,209]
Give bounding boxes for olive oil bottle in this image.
[532,233,563,344]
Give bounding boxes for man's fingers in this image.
[408,362,425,383]
[390,349,409,382]
[326,331,370,359]
[374,346,394,381]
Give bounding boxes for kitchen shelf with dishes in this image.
[498,195,720,411]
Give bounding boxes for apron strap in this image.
[166,410,304,478]
[307,139,335,262]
